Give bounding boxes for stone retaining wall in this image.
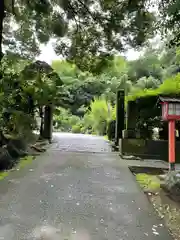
[119,139,180,162]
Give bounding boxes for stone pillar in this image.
[123,101,138,139]
[115,90,125,146]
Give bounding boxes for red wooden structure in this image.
[160,97,180,170]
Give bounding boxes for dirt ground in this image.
[150,190,180,240]
[130,167,180,240]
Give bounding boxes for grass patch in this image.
[103,135,109,140]
[0,155,35,181]
[0,171,9,180]
[136,173,160,192]
[17,155,35,169]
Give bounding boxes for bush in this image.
[54,107,82,132]
[54,97,116,136]
[72,125,82,133]
[126,73,180,103]
[83,96,115,136]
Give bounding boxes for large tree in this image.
[1,0,156,72]
[127,48,163,82]
[20,60,65,140]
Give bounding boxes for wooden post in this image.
[115,90,125,146]
[168,119,175,171]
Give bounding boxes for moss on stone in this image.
[0,155,35,181]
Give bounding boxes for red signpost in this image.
[160,97,180,171]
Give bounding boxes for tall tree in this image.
[21,60,64,140]
[127,48,163,82]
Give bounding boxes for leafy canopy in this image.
[2,0,157,72]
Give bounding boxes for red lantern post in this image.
[160,97,180,171]
[168,120,175,170]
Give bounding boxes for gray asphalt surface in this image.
[0,133,173,239]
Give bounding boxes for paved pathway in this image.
[0,133,172,239]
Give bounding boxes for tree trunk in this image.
[42,105,53,142]
[0,1,10,147]
[39,107,44,139]
[0,0,5,63]
[39,119,44,139]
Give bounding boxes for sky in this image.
[37,41,143,64]
[38,41,62,64]
[37,35,161,64]
[37,34,161,64]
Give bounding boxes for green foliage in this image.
[2,0,180,156]
[159,0,180,47]
[82,97,115,136]
[3,43,176,141]
[54,97,116,136]
[124,73,180,131]
[128,49,163,82]
[51,60,109,115]
[72,125,82,134]
[54,107,82,132]
[52,45,180,137]
[158,74,180,94]
[0,57,68,142]
[2,0,157,73]
[127,73,180,102]
[0,67,35,138]
[52,60,81,81]
[2,0,180,72]
[20,60,67,112]
[3,14,180,141]
[134,76,161,91]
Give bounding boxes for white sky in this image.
[37,41,142,64]
[37,36,162,64]
[38,41,60,64]
[37,35,161,64]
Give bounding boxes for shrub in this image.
[83,96,116,136]
[72,125,82,133]
[54,107,82,132]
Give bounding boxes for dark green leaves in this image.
[51,13,68,37]
[2,0,158,73]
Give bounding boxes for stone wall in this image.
[119,139,180,162]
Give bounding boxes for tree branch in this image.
[78,0,98,22]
